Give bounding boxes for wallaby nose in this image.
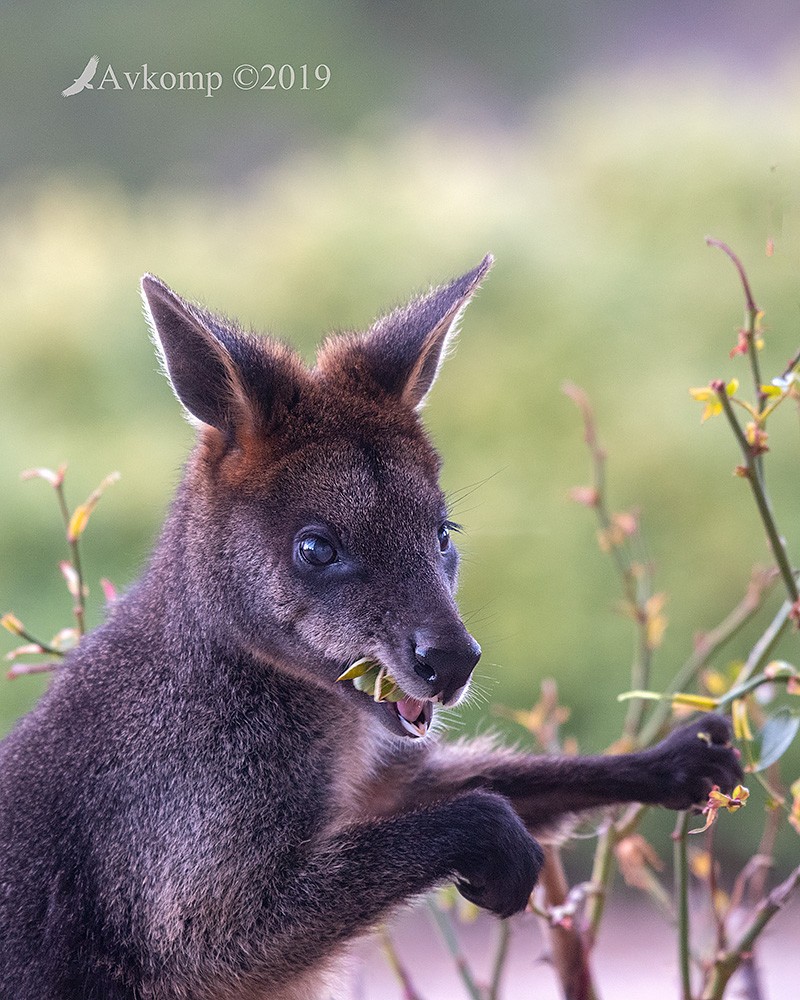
[413,634,481,704]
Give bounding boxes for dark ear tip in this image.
[140,273,171,306]
[466,254,494,290]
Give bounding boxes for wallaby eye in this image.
[438,519,461,554]
[298,534,337,567]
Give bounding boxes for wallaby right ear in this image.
[142,274,288,438]
[142,276,307,447]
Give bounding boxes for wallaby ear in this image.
[142,276,307,448]
[359,254,493,409]
[141,274,246,432]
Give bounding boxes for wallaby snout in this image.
[413,631,481,705]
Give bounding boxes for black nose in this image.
[413,635,481,703]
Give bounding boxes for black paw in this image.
[451,792,544,919]
[648,714,743,811]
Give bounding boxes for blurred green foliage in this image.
[2,70,800,865]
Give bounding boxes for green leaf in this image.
[336,657,377,682]
[374,670,403,703]
[753,708,800,772]
[352,665,381,692]
[347,662,406,702]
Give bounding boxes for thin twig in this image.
[747,776,782,906]
[705,238,766,424]
[380,928,426,1000]
[716,668,797,709]
[732,597,792,689]
[673,812,693,1000]
[705,824,726,954]
[779,346,800,381]
[637,569,773,747]
[2,620,64,659]
[728,856,773,916]
[701,865,800,1000]
[705,238,772,491]
[585,822,615,948]
[563,382,654,739]
[715,386,799,604]
[7,660,61,679]
[487,920,511,1000]
[584,803,648,946]
[717,760,783,1000]
[425,898,483,1000]
[563,383,635,603]
[54,480,87,636]
[705,238,758,315]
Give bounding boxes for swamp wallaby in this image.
[0,256,742,1000]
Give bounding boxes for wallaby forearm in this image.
[408,718,739,833]
[258,791,542,978]
[417,746,659,830]
[267,811,459,967]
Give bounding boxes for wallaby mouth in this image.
[336,658,434,739]
[393,697,434,738]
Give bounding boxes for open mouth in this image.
[336,658,434,739]
[391,697,434,738]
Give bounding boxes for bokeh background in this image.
[2,1,800,993]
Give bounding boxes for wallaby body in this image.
[0,258,741,999]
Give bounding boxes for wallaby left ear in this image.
[357,254,493,409]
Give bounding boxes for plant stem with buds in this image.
[54,480,87,636]
[715,388,798,605]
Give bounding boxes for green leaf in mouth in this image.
[335,657,375,682]
[336,658,405,703]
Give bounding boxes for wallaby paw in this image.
[451,792,544,918]
[649,714,743,811]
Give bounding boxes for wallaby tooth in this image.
[398,713,425,738]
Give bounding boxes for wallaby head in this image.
[140,256,492,740]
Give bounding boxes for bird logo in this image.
[62,55,100,97]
